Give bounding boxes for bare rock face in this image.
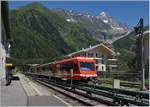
[98,11,132,33]
[52,9,133,41]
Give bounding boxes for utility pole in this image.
[134,18,145,90]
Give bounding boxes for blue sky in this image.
[9,1,149,26]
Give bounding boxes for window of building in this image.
[102,54,104,64]
[95,53,98,57]
[102,66,104,71]
[88,53,94,57]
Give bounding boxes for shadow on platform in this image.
[12,76,20,81]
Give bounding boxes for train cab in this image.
[51,57,97,82]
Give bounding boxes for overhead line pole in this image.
[134,18,145,91]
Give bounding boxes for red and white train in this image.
[30,57,97,82]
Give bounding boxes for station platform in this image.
[0,79,27,106]
[0,74,69,106]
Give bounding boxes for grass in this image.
[97,77,140,84]
[97,83,140,91]
[98,83,112,88]
[97,77,141,90]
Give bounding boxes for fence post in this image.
[113,79,120,89]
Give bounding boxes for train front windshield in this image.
[80,62,95,71]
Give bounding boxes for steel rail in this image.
[79,82,149,99]
[76,85,149,106]
[40,79,148,106]
[39,79,118,106]
[35,79,94,106]
[26,73,149,99]
[25,73,149,106]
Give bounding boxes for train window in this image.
[80,62,95,71]
[60,63,73,71]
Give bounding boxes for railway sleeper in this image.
[26,74,149,106]
[120,101,129,106]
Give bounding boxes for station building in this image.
[66,43,118,72]
[0,1,12,80]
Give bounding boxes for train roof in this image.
[36,57,95,67]
[53,56,94,64]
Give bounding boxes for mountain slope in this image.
[113,25,149,70]
[10,2,98,63]
[10,2,136,64]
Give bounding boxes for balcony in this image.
[108,64,118,67]
[108,58,117,61]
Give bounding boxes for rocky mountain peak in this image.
[100,11,108,17]
[98,11,132,33]
[52,8,132,41]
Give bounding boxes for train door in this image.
[50,64,56,79]
[61,63,67,80]
[56,64,61,78]
[73,61,80,80]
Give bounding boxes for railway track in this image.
[32,78,116,106]
[36,79,95,106]
[25,73,149,106]
[78,82,149,106]
[79,82,149,99]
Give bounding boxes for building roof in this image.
[143,30,149,35]
[143,30,149,42]
[67,43,116,57]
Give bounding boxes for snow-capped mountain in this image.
[52,9,133,42]
[98,11,132,34]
